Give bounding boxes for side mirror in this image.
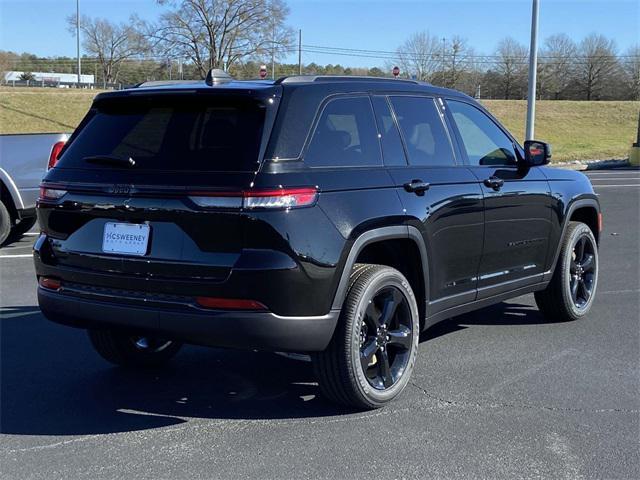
[523,140,552,166]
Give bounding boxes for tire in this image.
[88,329,182,368]
[0,200,11,246]
[535,221,599,322]
[10,216,37,238]
[312,264,420,409]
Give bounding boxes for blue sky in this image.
[0,0,638,67]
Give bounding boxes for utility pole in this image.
[271,22,276,79]
[441,37,446,86]
[76,0,81,88]
[298,29,302,75]
[525,0,540,140]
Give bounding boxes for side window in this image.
[371,96,407,166]
[446,100,517,166]
[389,96,455,167]
[304,96,382,167]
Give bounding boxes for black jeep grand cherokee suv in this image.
[35,72,600,409]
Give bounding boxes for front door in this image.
[444,99,552,298]
[372,95,484,314]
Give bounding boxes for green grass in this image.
[0,87,638,162]
[483,100,639,161]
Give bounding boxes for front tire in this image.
[313,264,420,409]
[88,329,182,368]
[535,221,599,322]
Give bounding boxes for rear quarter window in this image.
[303,96,382,168]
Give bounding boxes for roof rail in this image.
[205,69,233,85]
[275,75,422,85]
[134,80,201,88]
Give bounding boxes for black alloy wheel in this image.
[359,286,413,390]
[569,234,597,309]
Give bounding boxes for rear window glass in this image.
[58,96,266,172]
[390,96,455,167]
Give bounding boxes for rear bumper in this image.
[38,287,339,352]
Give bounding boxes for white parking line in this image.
[593,184,640,188]
[0,254,32,259]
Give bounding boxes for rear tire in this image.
[535,221,598,322]
[0,200,11,246]
[312,264,420,409]
[88,329,182,368]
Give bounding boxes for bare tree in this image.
[148,0,293,79]
[540,34,577,99]
[493,37,528,99]
[395,31,441,81]
[576,33,619,100]
[621,45,640,100]
[67,15,147,87]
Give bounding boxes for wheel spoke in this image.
[570,259,578,274]
[580,253,595,273]
[360,338,377,372]
[570,277,579,301]
[365,300,382,327]
[378,349,393,388]
[575,237,586,262]
[580,277,593,302]
[379,289,402,327]
[387,325,412,350]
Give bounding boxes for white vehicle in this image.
[0,132,69,244]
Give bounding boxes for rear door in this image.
[444,98,552,297]
[374,95,484,314]
[40,92,276,285]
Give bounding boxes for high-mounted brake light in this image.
[48,141,66,170]
[188,187,318,210]
[39,186,67,201]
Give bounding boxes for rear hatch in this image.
[39,87,280,285]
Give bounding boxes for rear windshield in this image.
[58,95,266,172]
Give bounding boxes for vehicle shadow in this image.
[1,300,555,436]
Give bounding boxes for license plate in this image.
[102,222,150,256]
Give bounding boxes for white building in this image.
[3,71,95,85]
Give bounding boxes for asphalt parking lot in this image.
[1,168,638,479]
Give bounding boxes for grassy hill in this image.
[1,87,638,162]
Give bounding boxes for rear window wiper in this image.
[83,155,136,167]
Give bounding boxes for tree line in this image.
[1,0,638,100]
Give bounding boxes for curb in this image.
[550,159,631,171]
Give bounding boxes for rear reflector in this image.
[195,297,267,310]
[188,187,318,210]
[48,141,66,170]
[598,212,603,232]
[39,187,67,201]
[39,277,61,290]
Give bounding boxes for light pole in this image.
[76,0,81,88]
[525,0,540,140]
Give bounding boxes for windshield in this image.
[57,95,267,173]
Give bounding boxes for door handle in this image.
[484,176,504,191]
[403,179,430,196]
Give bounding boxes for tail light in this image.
[189,187,318,210]
[48,141,66,170]
[39,186,67,201]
